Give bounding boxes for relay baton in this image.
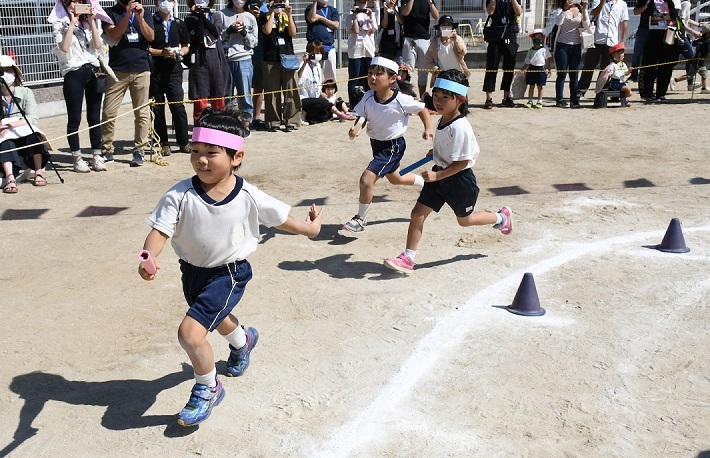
[399,156,433,175]
[139,250,157,275]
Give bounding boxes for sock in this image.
[223,325,247,349]
[528,98,533,104]
[72,151,81,161]
[494,212,504,226]
[404,249,416,261]
[194,367,217,388]
[358,202,371,220]
[92,149,102,157]
[413,175,424,191]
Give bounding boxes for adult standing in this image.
[379,0,403,60]
[577,0,628,98]
[185,0,230,123]
[49,0,109,173]
[636,0,678,102]
[259,0,301,132]
[629,0,650,82]
[347,0,377,102]
[482,0,523,109]
[400,0,439,98]
[100,0,155,167]
[222,0,258,131]
[553,0,589,108]
[305,0,340,81]
[148,0,190,156]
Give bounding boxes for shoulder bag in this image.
[579,23,595,49]
[280,54,301,71]
[482,15,508,43]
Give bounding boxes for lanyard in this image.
[5,99,14,117]
[129,13,136,33]
[164,18,172,45]
[309,62,320,86]
[319,7,328,17]
[77,23,90,48]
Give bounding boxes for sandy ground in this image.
[1,68,709,457]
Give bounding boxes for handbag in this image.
[92,66,107,94]
[280,54,301,71]
[579,24,595,49]
[482,15,508,43]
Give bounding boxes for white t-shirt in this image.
[298,62,322,99]
[432,114,479,170]
[590,0,629,46]
[524,46,552,66]
[148,176,290,268]
[354,89,425,141]
[437,42,460,70]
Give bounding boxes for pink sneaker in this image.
[495,207,513,235]
[384,253,414,274]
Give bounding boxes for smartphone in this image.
[74,3,91,14]
[441,29,453,37]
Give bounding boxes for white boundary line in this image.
[316,226,710,457]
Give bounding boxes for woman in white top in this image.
[49,0,110,173]
[347,0,379,103]
[424,15,468,76]
[553,0,589,108]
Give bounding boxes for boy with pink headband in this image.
[138,107,323,427]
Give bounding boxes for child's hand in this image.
[138,258,160,281]
[426,148,433,157]
[422,128,434,141]
[422,169,437,182]
[348,126,358,139]
[305,203,324,237]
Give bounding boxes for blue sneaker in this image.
[102,154,114,163]
[177,377,225,427]
[130,151,144,167]
[226,326,259,377]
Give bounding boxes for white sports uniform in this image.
[354,89,424,140]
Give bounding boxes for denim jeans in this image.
[228,58,254,120]
[348,57,372,103]
[554,42,582,102]
[630,27,648,81]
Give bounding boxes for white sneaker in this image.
[74,159,91,173]
[688,82,701,90]
[700,88,710,94]
[93,156,107,172]
[669,78,677,91]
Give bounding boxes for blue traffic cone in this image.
[655,218,690,253]
[506,272,546,316]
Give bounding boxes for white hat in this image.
[0,54,23,84]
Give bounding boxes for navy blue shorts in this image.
[417,166,479,217]
[179,259,253,331]
[367,137,406,178]
[525,66,547,86]
[608,79,626,91]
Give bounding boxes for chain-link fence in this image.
[2,0,709,87]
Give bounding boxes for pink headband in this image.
[192,127,244,151]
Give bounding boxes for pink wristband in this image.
[139,250,157,275]
[192,127,244,151]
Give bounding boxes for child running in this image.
[522,29,552,109]
[384,69,512,274]
[343,55,434,233]
[138,107,323,427]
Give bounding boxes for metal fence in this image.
[1,0,709,87]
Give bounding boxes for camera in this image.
[74,3,91,14]
[308,53,322,61]
[272,3,286,9]
[171,47,183,62]
[352,7,367,13]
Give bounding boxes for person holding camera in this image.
[378,0,403,60]
[48,0,110,173]
[424,15,468,79]
[482,0,522,109]
[347,0,378,103]
[305,0,340,82]
[401,0,439,99]
[185,0,230,123]
[148,0,190,156]
[101,0,155,167]
[259,0,300,132]
[222,0,259,131]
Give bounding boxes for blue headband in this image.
[433,78,468,96]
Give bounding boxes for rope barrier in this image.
[2,55,703,160]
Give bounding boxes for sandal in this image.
[3,179,18,194]
[33,174,47,187]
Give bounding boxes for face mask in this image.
[310,54,323,62]
[2,71,15,86]
[318,0,328,5]
[532,38,543,45]
[233,0,245,6]
[158,1,173,13]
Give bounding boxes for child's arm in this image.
[521,63,529,71]
[422,159,468,182]
[138,228,169,280]
[349,116,367,139]
[275,204,324,238]
[418,109,434,140]
[546,57,552,76]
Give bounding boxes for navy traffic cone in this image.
[506,272,546,316]
[655,218,690,253]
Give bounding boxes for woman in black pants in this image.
[482,0,523,108]
[636,0,678,102]
[50,0,107,173]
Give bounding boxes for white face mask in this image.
[318,0,328,5]
[2,71,15,86]
[233,0,246,7]
[158,1,173,13]
[310,54,323,62]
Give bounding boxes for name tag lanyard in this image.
[164,18,172,45]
